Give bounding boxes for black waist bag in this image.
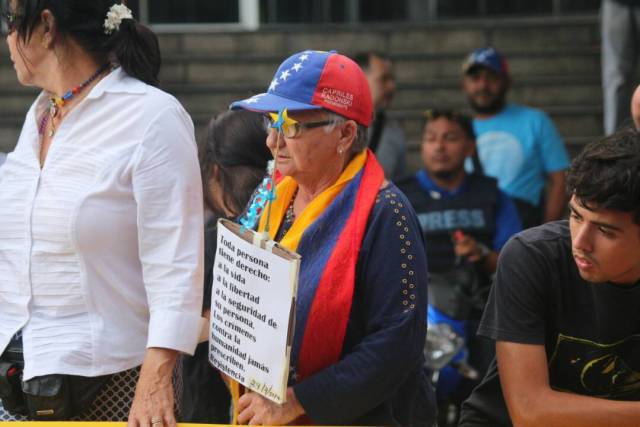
[0,341,26,416]
[0,337,110,420]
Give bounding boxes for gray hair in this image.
[323,112,369,154]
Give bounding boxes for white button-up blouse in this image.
[0,68,204,380]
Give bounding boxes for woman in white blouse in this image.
[0,1,203,426]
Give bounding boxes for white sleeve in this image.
[132,103,204,354]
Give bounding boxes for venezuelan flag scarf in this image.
[259,149,384,382]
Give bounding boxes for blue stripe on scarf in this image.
[290,169,365,368]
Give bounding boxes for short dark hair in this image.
[199,110,272,216]
[353,51,389,72]
[423,109,476,141]
[566,127,640,225]
[10,0,161,86]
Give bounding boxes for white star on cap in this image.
[268,78,279,91]
[280,69,291,81]
[245,94,265,104]
[477,48,494,61]
[299,54,309,62]
[292,62,303,72]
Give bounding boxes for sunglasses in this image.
[262,115,335,139]
[1,11,19,35]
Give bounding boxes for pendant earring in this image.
[338,146,344,155]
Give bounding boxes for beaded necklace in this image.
[38,63,112,137]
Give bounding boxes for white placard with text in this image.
[209,219,300,404]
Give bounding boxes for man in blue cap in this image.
[461,47,570,229]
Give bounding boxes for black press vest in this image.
[398,173,499,273]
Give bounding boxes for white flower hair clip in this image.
[103,3,133,35]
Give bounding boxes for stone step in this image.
[395,49,601,81]
[0,46,600,89]
[152,16,598,57]
[0,16,599,57]
[396,77,602,110]
[0,16,597,59]
[151,49,601,85]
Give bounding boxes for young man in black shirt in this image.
[459,128,640,427]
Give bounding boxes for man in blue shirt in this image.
[461,47,570,229]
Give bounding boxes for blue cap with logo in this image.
[462,47,509,76]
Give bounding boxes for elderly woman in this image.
[230,50,436,426]
[0,1,202,426]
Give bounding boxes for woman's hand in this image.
[127,347,178,427]
[237,387,305,425]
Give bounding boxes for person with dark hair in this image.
[0,1,202,426]
[459,128,640,427]
[180,110,272,424]
[230,50,436,426]
[461,47,570,229]
[353,51,407,180]
[397,110,520,413]
[398,109,520,290]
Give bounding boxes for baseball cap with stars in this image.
[230,50,373,127]
[462,47,509,77]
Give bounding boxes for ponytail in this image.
[107,19,161,87]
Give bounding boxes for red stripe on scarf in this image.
[297,151,385,380]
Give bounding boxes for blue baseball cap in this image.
[230,50,373,127]
[462,47,509,76]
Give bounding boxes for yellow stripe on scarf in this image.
[258,150,368,252]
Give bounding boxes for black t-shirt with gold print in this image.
[459,220,640,427]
